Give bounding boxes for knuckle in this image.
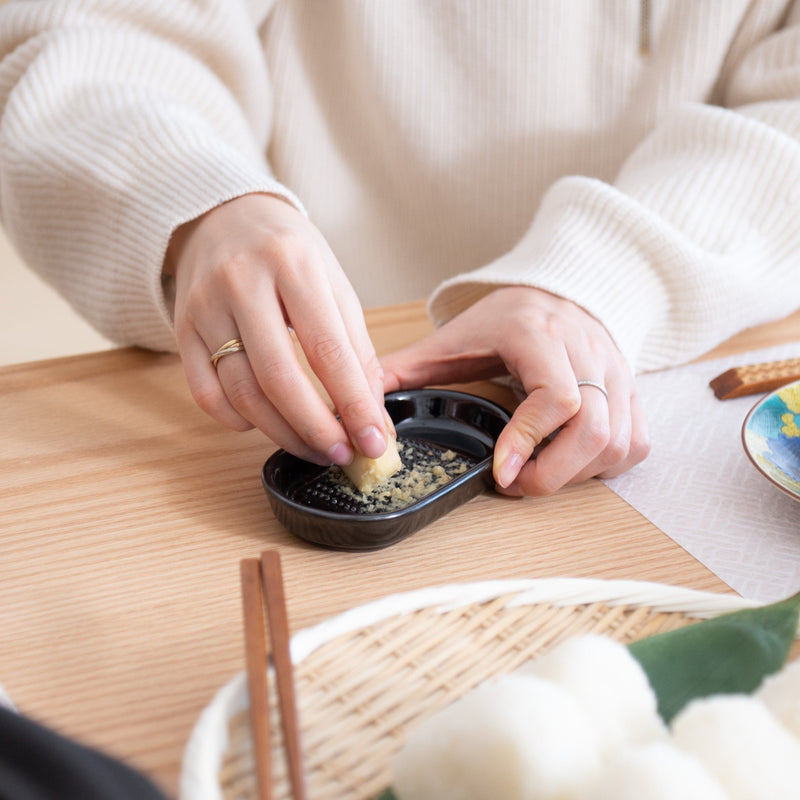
[553,388,582,421]
[336,394,377,425]
[264,230,326,289]
[510,419,549,451]
[629,430,652,463]
[364,350,384,384]
[308,335,349,370]
[225,374,263,415]
[602,430,630,463]
[216,252,249,286]
[583,421,611,454]
[259,356,296,389]
[192,381,225,417]
[192,382,252,432]
[263,227,306,266]
[215,255,264,305]
[295,419,335,451]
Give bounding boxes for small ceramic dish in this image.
[741,378,800,502]
[262,389,511,551]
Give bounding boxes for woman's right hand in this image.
[165,193,392,466]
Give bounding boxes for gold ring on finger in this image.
[210,337,245,369]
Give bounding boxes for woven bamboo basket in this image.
[180,578,798,800]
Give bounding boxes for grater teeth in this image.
[290,438,475,515]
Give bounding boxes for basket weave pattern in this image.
[218,590,722,800]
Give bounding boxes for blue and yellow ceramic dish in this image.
[742,379,800,502]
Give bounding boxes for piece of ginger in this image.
[342,434,403,493]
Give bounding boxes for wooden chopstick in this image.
[240,558,273,800]
[260,550,308,800]
[240,551,308,799]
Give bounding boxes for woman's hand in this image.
[380,286,650,495]
[165,193,391,465]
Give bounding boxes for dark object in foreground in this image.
[0,705,168,800]
[262,389,511,551]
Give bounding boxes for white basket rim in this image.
[179,576,761,800]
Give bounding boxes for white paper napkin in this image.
[603,342,800,603]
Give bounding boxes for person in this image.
[1,1,799,497]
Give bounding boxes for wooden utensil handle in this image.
[261,551,308,800]
[240,559,273,800]
[709,356,800,400]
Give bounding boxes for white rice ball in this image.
[392,672,603,800]
[757,658,800,738]
[671,694,800,800]
[519,634,666,752]
[578,741,730,800]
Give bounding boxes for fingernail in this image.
[496,452,524,488]
[327,441,353,466]
[357,425,386,458]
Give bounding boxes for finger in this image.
[280,269,389,458]
[596,389,651,478]
[505,379,612,495]
[182,325,344,464]
[566,378,631,484]
[491,345,582,490]
[213,346,332,464]
[180,328,254,432]
[381,324,502,392]
[332,279,387,408]
[188,321,337,464]
[528,380,614,492]
[232,297,357,464]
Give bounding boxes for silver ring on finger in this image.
[576,379,609,400]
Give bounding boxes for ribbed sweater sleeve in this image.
[429,6,800,373]
[0,0,297,352]
[3,2,800,371]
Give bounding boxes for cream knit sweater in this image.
[1,1,799,373]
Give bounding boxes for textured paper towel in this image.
[603,342,800,603]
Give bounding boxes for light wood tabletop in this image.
[2,300,799,797]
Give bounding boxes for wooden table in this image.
[2,300,799,797]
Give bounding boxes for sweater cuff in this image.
[10,130,304,353]
[115,144,305,353]
[428,176,705,373]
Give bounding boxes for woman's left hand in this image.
[380,286,650,496]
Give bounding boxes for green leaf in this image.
[372,789,397,800]
[628,591,800,723]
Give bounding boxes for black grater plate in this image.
[261,389,511,551]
